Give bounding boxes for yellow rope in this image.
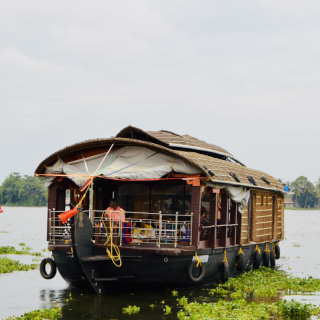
[236,247,244,266]
[195,252,202,267]
[169,159,176,171]
[101,212,122,268]
[272,243,275,252]
[265,243,270,253]
[255,245,261,254]
[223,250,228,263]
[77,177,93,207]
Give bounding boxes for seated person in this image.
[179,219,191,243]
[200,208,209,240]
[163,217,176,242]
[104,198,125,223]
[143,222,155,238]
[122,219,133,245]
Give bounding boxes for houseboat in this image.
[35,126,284,294]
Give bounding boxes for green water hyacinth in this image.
[214,267,320,298]
[122,305,140,315]
[5,307,62,320]
[0,257,38,274]
[0,246,42,257]
[177,298,320,320]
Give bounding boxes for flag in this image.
[58,207,78,224]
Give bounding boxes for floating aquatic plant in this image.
[217,266,320,298]
[176,298,320,320]
[0,246,42,257]
[122,305,140,315]
[0,257,38,274]
[5,307,62,320]
[164,305,172,315]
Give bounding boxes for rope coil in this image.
[101,212,122,267]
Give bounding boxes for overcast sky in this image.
[1,0,320,185]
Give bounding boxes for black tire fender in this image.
[187,261,206,283]
[40,258,57,280]
[236,253,245,272]
[263,251,270,267]
[253,249,261,270]
[275,244,280,259]
[220,261,229,282]
[270,250,276,267]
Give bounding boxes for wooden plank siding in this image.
[240,206,249,245]
[239,191,284,245]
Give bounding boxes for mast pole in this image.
[89,180,94,224]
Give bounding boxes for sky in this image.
[1,0,320,185]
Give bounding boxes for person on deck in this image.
[104,198,125,222]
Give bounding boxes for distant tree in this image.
[314,177,320,208]
[0,173,47,206]
[304,181,314,208]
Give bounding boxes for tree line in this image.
[0,172,318,208]
[0,173,47,206]
[280,176,320,209]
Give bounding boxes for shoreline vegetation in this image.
[281,176,320,209]
[0,173,47,207]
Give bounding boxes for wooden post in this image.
[191,186,201,246]
[208,193,217,248]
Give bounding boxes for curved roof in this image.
[115,126,244,163]
[35,133,283,192]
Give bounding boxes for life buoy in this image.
[236,248,245,272]
[253,246,261,269]
[220,261,229,282]
[40,258,57,280]
[275,244,280,259]
[187,261,206,283]
[270,250,276,267]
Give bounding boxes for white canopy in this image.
[44,146,201,187]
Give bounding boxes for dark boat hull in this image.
[52,242,277,293]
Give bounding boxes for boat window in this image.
[151,184,184,215]
[117,183,150,212]
[261,194,264,207]
[201,193,210,221]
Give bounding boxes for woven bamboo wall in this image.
[240,206,249,245]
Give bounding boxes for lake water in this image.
[1,207,320,319]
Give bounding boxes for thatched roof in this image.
[35,127,283,192]
[115,126,245,164]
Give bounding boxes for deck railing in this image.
[48,209,193,248]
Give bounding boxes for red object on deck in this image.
[0,206,3,213]
[58,207,78,224]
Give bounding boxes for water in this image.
[0,207,320,319]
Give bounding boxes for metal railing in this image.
[48,209,72,245]
[48,209,193,248]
